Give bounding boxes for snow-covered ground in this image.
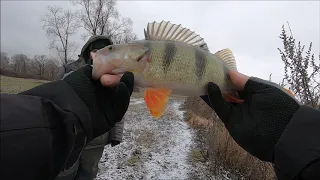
[95,98,232,180]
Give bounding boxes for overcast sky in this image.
[1,1,319,83]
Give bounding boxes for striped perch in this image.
[92,20,242,118]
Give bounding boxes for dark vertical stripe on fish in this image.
[163,42,177,73]
[195,48,207,79]
[223,65,233,87]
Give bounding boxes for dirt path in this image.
[95,98,232,180]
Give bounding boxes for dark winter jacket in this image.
[1,89,319,180]
[1,81,90,180]
[54,35,124,149]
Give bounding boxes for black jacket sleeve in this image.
[274,105,320,180]
[0,80,92,180]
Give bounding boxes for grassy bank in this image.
[0,75,144,98]
[183,97,276,180]
[0,75,49,94]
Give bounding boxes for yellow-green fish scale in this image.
[200,54,230,90]
[139,40,231,91]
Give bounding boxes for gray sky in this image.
[1,1,319,83]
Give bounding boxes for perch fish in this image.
[91,20,290,118]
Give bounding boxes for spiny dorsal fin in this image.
[214,48,237,70]
[144,20,210,51]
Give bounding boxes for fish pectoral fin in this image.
[144,88,172,119]
[223,92,244,103]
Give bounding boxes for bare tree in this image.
[1,52,10,70]
[277,23,320,108]
[31,55,50,78]
[71,0,137,43]
[11,54,29,75]
[41,5,81,65]
[112,26,138,44]
[45,58,59,80]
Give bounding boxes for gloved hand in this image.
[63,65,134,139]
[111,140,120,147]
[201,71,301,162]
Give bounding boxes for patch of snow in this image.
[143,104,193,180]
[170,100,185,120]
[95,99,234,180]
[130,98,144,105]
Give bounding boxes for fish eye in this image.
[108,46,113,51]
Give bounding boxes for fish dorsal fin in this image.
[144,20,210,51]
[214,48,237,70]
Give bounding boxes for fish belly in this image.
[134,74,205,97]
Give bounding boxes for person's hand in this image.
[90,50,122,87]
[63,65,134,140]
[201,70,301,162]
[100,73,122,87]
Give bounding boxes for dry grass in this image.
[0,75,49,94]
[0,75,146,98]
[136,130,154,149]
[184,97,276,180]
[189,149,206,163]
[126,154,139,166]
[131,91,144,98]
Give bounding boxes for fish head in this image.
[92,43,149,79]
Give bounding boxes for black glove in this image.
[63,65,134,139]
[111,140,120,147]
[201,77,301,162]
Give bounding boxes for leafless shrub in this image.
[277,22,319,108]
[0,52,59,81]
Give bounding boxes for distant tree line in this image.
[0,52,59,81]
[1,0,138,81]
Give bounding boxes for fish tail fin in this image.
[214,49,240,100]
